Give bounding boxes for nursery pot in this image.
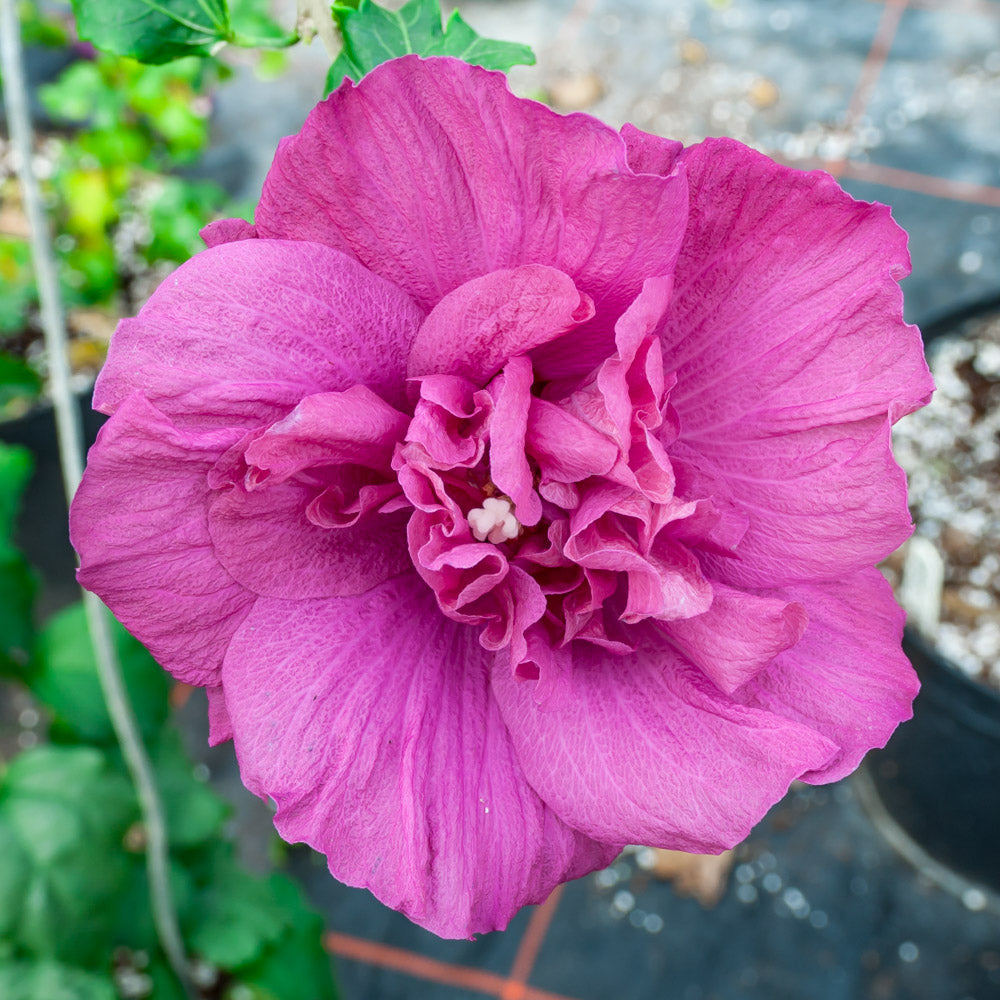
[868,628,1000,891]
[868,293,1000,893]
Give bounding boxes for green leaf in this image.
[229,0,297,46]
[38,60,126,128]
[32,602,171,745]
[0,442,32,544]
[145,177,230,262]
[233,874,339,1000]
[0,746,138,965]
[70,0,233,64]
[325,0,534,91]
[152,729,229,847]
[0,960,116,1000]
[0,354,42,415]
[0,444,36,676]
[187,860,290,969]
[0,549,36,678]
[0,238,37,336]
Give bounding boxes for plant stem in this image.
[0,5,195,997]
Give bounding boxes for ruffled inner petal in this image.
[659,584,808,694]
[407,265,594,383]
[244,387,409,484]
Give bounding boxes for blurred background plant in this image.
[0,436,340,1000]
[0,1,261,422]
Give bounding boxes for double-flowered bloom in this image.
[71,56,933,937]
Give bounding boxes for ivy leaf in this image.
[70,0,232,64]
[0,746,138,965]
[32,602,171,745]
[0,960,116,1000]
[325,0,534,91]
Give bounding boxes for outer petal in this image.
[674,415,912,587]
[620,123,683,176]
[663,138,932,434]
[492,636,837,853]
[222,577,617,938]
[70,394,254,686]
[736,568,917,783]
[256,57,688,324]
[206,685,233,746]
[661,139,931,585]
[95,239,424,419]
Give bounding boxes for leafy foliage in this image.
[0,431,337,998]
[32,603,171,745]
[0,444,36,676]
[70,0,233,64]
[325,0,535,91]
[0,747,138,966]
[0,959,116,1000]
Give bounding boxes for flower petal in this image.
[492,636,837,853]
[406,265,593,383]
[208,482,410,599]
[70,394,254,686]
[244,387,410,483]
[663,138,931,436]
[674,415,912,586]
[95,238,423,420]
[221,577,617,938]
[206,685,233,746]
[660,584,807,694]
[620,122,683,176]
[736,568,917,782]
[660,139,930,586]
[256,57,688,322]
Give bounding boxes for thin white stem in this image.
[0,5,194,997]
[297,0,341,59]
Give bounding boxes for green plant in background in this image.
[0,438,339,1000]
[0,2,252,420]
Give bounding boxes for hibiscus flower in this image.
[70,56,933,938]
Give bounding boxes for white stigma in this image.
[468,496,520,544]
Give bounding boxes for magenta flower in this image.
[71,56,932,937]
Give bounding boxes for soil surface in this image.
[888,308,1000,689]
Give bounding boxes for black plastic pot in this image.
[868,294,1000,893]
[869,629,1000,891]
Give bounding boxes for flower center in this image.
[467,496,521,543]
